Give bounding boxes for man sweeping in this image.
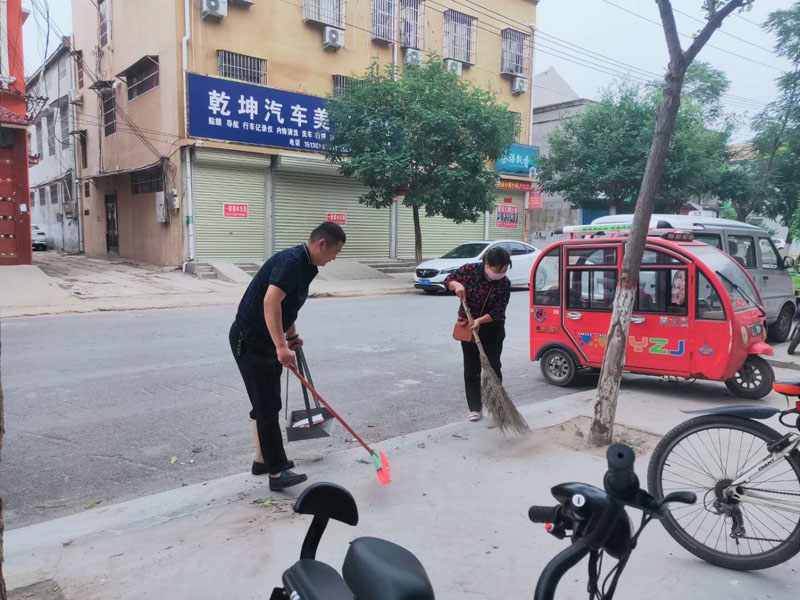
[229,222,346,491]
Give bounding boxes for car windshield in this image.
[682,244,761,311]
[441,243,489,259]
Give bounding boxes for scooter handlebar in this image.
[528,505,560,524]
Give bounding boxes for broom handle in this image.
[287,365,374,455]
[460,298,490,360]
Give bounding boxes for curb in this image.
[767,357,800,372]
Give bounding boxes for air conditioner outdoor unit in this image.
[511,76,529,95]
[404,48,423,66]
[229,0,254,5]
[444,59,462,77]
[323,26,345,51]
[69,90,83,106]
[201,0,228,21]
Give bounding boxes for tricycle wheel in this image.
[724,355,774,399]
[540,349,576,387]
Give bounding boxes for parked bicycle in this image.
[269,444,695,600]
[647,379,800,571]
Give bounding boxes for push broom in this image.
[288,364,391,485]
[461,298,530,435]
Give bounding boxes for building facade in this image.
[71,0,539,266]
[27,41,81,253]
[0,0,31,266]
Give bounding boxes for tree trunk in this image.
[412,204,423,265]
[735,204,749,222]
[1,319,6,600]
[589,67,687,446]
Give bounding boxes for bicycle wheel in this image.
[648,415,800,570]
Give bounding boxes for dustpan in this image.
[285,346,335,442]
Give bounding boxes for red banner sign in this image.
[223,203,249,218]
[326,212,347,225]
[498,179,533,192]
[528,185,542,209]
[496,205,519,228]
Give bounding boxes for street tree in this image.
[589,0,753,446]
[325,58,517,264]
[752,2,800,244]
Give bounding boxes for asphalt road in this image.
[1,291,595,528]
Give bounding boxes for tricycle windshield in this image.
[682,244,760,312]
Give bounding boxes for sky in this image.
[20,0,795,143]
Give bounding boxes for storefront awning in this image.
[0,105,30,129]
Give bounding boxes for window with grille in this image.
[46,114,56,156]
[303,0,346,29]
[509,111,522,142]
[131,165,164,195]
[102,91,116,136]
[79,130,88,168]
[60,103,69,147]
[501,29,531,78]
[99,0,111,47]
[126,57,159,101]
[217,50,268,85]
[84,181,91,198]
[333,75,351,96]
[75,51,84,88]
[372,0,396,43]
[58,57,67,82]
[444,10,477,65]
[399,0,423,49]
[50,183,59,204]
[35,121,43,156]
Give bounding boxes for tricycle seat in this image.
[282,559,354,600]
[342,537,435,600]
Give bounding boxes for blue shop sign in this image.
[187,73,331,152]
[497,143,540,178]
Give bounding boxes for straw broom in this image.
[461,299,530,435]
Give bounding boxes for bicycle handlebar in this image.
[528,505,559,524]
[533,538,590,600]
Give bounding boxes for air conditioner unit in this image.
[323,26,345,51]
[229,0,254,5]
[404,48,424,66]
[69,90,83,106]
[511,76,529,95]
[201,0,228,21]
[444,59,462,78]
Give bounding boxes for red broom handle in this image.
[288,365,374,455]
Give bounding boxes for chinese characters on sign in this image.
[498,179,533,191]
[223,203,249,218]
[496,205,519,228]
[189,73,331,152]
[528,185,542,209]
[496,144,540,178]
[326,213,347,225]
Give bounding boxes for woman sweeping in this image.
[445,247,512,422]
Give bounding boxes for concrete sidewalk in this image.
[6,383,798,600]
[0,253,417,318]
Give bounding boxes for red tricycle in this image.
[529,224,775,399]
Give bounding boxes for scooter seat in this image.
[342,537,435,600]
[774,380,800,397]
[283,559,354,600]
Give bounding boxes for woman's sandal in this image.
[468,411,482,422]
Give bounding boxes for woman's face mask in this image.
[484,264,508,281]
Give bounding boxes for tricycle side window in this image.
[533,247,560,306]
[567,246,617,266]
[566,270,617,311]
[697,272,726,321]
[635,268,688,315]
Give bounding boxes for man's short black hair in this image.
[309,221,346,245]
[483,246,512,268]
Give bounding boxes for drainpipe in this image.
[182,0,195,261]
[526,23,537,243]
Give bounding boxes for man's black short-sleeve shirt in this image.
[235,244,318,345]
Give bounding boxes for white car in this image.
[414,240,541,293]
[31,224,47,251]
[773,238,786,251]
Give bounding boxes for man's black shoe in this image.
[252,460,294,475]
[269,470,308,491]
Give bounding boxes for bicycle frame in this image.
[728,434,800,515]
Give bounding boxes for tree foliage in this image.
[324,57,517,262]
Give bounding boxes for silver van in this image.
[592,214,797,341]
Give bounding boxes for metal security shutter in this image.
[193,149,270,261]
[273,170,390,258]
[489,191,525,241]
[397,205,486,259]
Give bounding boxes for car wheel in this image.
[767,303,795,343]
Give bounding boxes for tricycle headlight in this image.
[749,323,763,337]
